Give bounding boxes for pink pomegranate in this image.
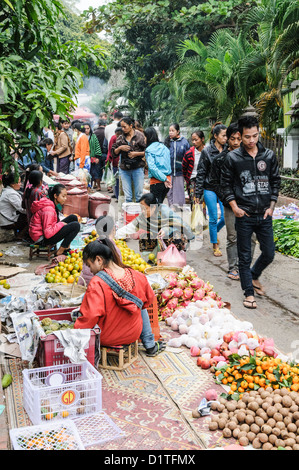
[172,287,184,298]
[182,287,194,300]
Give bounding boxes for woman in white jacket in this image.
[0,172,27,239]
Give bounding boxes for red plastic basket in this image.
[34,308,100,367]
[147,297,161,341]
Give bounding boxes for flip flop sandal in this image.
[252,283,265,296]
[146,340,166,357]
[213,248,222,257]
[243,299,257,309]
[228,271,240,280]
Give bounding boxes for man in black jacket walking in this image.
[221,116,281,309]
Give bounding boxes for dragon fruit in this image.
[193,288,205,301]
[167,277,178,288]
[183,287,194,300]
[161,289,173,302]
[160,307,173,319]
[181,300,191,307]
[189,277,205,289]
[204,282,213,293]
[207,291,217,300]
[217,300,224,308]
[172,287,184,298]
[176,279,188,289]
[166,297,179,310]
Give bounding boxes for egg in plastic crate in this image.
[9,420,85,450]
[23,361,102,425]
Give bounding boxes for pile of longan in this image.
[208,387,299,450]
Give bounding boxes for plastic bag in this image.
[102,162,113,185]
[191,203,208,234]
[157,243,186,267]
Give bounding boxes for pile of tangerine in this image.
[215,355,299,399]
[45,251,83,284]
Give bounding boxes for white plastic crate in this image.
[23,362,102,425]
[72,411,126,448]
[10,420,85,450]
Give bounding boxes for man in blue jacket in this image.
[221,116,281,309]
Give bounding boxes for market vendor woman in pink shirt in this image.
[29,184,80,256]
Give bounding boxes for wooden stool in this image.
[29,243,57,261]
[99,340,139,371]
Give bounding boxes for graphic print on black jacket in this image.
[221,142,281,215]
[195,141,227,198]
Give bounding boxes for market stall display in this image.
[207,388,299,450]
[44,250,83,284]
[215,353,299,397]
[156,266,224,320]
[114,239,151,273]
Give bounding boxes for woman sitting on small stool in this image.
[29,183,80,256]
[75,239,166,356]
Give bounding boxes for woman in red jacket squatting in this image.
[29,184,80,256]
[74,239,166,357]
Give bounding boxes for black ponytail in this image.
[83,239,127,269]
[48,183,65,202]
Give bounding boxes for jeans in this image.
[119,167,144,202]
[44,215,80,249]
[203,189,225,244]
[224,206,257,272]
[235,214,275,297]
[140,308,155,350]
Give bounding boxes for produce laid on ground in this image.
[273,219,299,259]
[215,353,299,398]
[114,239,151,273]
[157,266,224,320]
[44,250,83,284]
[208,388,299,450]
[83,229,98,245]
[0,279,10,289]
[164,298,253,357]
[159,266,299,449]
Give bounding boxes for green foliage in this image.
[82,0,252,124]
[273,219,299,258]
[279,169,299,199]
[172,30,266,127]
[0,0,108,174]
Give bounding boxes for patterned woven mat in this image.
[3,323,234,450]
